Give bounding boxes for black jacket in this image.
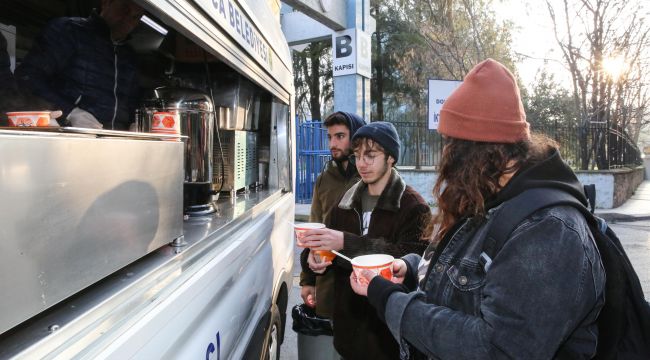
[15,12,139,130]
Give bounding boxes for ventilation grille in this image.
[213,130,258,192]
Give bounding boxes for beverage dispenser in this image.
[142,87,216,215]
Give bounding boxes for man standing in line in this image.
[300,122,432,360]
[298,111,365,358]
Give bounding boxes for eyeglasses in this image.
[350,151,384,165]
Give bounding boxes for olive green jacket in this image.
[300,160,359,318]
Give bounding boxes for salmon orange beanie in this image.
[438,59,530,143]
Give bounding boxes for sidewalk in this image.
[296,180,650,222]
[596,180,650,222]
[295,203,311,222]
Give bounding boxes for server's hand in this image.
[48,110,62,127]
[67,107,103,129]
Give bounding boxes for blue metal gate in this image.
[295,119,330,204]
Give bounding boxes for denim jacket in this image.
[369,201,606,359]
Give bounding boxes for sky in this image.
[495,0,650,93]
[492,0,569,90]
[492,0,650,145]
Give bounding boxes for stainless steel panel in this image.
[0,133,184,334]
[0,127,185,141]
[181,109,214,183]
[146,87,215,184]
[270,100,291,191]
[0,190,294,359]
[214,76,260,131]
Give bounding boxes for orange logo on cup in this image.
[152,111,180,141]
[162,115,175,128]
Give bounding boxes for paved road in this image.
[609,219,650,299]
[279,220,650,359]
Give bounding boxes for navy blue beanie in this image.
[351,121,400,163]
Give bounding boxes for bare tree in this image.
[292,42,333,121]
[546,0,649,169]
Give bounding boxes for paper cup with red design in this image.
[351,254,395,285]
[294,222,325,245]
[293,222,336,261]
[151,111,180,139]
[6,111,50,127]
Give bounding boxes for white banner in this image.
[428,79,462,130]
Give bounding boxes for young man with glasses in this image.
[298,121,431,360]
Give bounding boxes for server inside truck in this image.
[13,0,144,130]
[1,0,281,195]
[1,0,275,140]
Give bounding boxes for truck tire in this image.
[261,303,282,360]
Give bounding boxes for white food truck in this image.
[0,0,295,358]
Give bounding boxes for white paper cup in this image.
[293,222,336,261]
[293,222,326,242]
[351,254,395,285]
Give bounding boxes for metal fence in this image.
[393,121,642,170]
[392,122,444,168]
[295,120,330,203]
[294,120,642,204]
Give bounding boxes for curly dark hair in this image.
[428,133,558,244]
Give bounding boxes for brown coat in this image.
[306,168,432,360]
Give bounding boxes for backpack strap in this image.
[480,187,650,357]
[584,184,596,214]
[482,188,587,268]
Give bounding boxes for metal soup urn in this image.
[150,87,216,215]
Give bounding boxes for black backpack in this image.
[482,187,650,359]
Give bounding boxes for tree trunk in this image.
[374,28,384,121]
[415,101,421,169]
[309,45,322,121]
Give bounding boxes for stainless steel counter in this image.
[0,130,185,335]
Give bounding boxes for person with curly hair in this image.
[350,59,606,359]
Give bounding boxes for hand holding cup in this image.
[349,254,396,296]
[307,250,331,274]
[293,223,325,247]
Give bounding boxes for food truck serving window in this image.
[0,0,292,193]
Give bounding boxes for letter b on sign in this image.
[336,35,352,58]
